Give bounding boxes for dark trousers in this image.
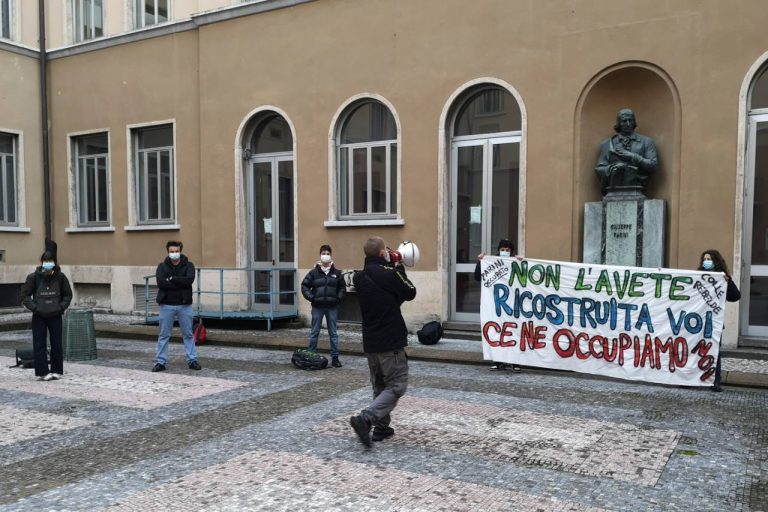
[713,349,723,388]
[363,350,409,429]
[32,314,63,377]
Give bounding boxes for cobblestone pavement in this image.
[0,330,766,511]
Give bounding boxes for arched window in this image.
[337,100,398,217]
[454,88,521,136]
[249,114,292,154]
[750,66,768,110]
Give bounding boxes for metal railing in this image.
[142,267,298,329]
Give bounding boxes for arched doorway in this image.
[244,112,295,310]
[743,66,768,337]
[448,85,522,322]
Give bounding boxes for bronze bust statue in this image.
[595,109,658,196]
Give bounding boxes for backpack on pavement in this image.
[417,321,443,345]
[291,349,328,370]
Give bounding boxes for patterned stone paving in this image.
[316,396,679,485]
[98,450,608,512]
[0,357,249,409]
[0,330,765,511]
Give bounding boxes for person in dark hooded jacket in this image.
[20,250,72,381]
[301,244,345,367]
[349,236,416,447]
[152,240,201,372]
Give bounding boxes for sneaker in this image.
[512,365,522,372]
[36,376,46,381]
[188,361,202,371]
[349,415,372,448]
[42,373,55,381]
[489,363,509,371]
[331,357,342,368]
[712,385,723,393]
[151,363,166,373]
[372,426,395,442]
[49,373,61,380]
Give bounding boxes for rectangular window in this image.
[73,0,104,43]
[134,124,174,224]
[74,132,109,226]
[0,132,17,226]
[135,0,169,29]
[1,0,12,40]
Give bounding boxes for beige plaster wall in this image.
[47,31,201,269]
[0,50,43,265]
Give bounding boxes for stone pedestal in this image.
[583,192,665,267]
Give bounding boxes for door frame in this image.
[741,110,768,336]
[247,152,295,310]
[449,132,521,322]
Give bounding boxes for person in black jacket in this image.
[20,250,73,381]
[152,240,201,372]
[349,236,416,447]
[474,238,521,372]
[301,244,346,367]
[698,249,741,392]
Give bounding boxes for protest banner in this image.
[480,257,727,386]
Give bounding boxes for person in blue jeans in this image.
[152,240,201,372]
[301,244,346,368]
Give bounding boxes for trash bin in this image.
[63,307,97,361]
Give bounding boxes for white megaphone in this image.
[395,241,420,267]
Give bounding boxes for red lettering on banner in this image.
[603,337,618,362]
[589,336,604,359]
[553,328,576,358]
[618,333,632,366]
[654,337,673,371]
[520,321,547,350]
[574,332,590,360]
[499,322,518,347]
[482,322,501,347]
[638,335,655,368]
[672,337,688,370]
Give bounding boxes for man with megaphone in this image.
[349,236,417,447]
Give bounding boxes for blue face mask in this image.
[702,260,714,270]
[42,262,55,271]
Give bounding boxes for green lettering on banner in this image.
[669,276,692,300]
[575,268,592,291]
[649,273,672,298]
[508,261,561,290]
[612,270,631,299]
[628,272,649,298]
[594,270,612,294]
[510,260,528,287]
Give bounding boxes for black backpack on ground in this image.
[13,348,35,368]
[291,349,329,370]
[417,321,443,345]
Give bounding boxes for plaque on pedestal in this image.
[583,192,665,267]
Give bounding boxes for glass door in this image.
[450,135,520,322]
[743,113,768,336]
[248,154,295,310]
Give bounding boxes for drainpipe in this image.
[39,0,51,240]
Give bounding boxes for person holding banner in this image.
[475,239,522,372]
[698,249,741,392]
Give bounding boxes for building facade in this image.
[2,0,768,347]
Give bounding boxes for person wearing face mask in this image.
[697,249,741,392]
[475,239,522,372]
[152,240,201,372]
[20,249,73,381]
[301,245,346,367]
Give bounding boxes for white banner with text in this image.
[480,257,727,386]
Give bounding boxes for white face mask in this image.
[168,252,181,261]
[499,250,511,258]
[320,254,332,264]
